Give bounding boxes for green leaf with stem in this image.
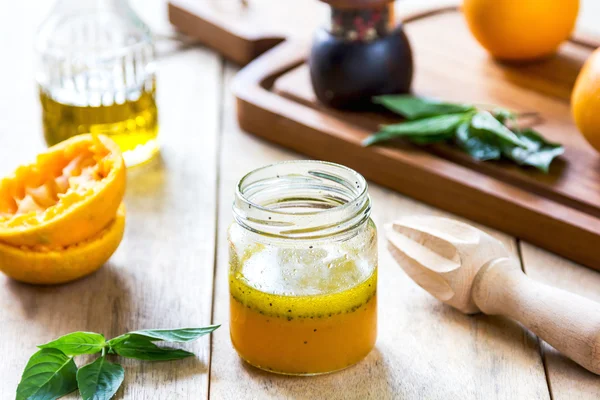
[455,122,501,161]
[125,326,221,343]
[110,335,195,361]
[367,95,562,172]
[407,134,456,145]
[491,107,517,125]
[363,113,470,146]
[77,356,125,400]
[470,111,529,148]
[16,325,221,400]
[373,95,475,120]
[502,128,565,173]
[16,348,77,400]
[38,332,106,356]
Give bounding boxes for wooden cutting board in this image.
[233,7,600,270]
[168,0,327,65]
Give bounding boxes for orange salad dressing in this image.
[229,244,377,375]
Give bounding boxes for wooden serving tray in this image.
[234,7,600,270]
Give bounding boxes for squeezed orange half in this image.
[229,244,377,375]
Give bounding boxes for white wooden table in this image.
[0,0,599,398]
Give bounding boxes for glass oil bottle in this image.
[36,0,158,167]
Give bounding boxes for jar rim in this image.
[237,160,367,215]
[233,160,371,240]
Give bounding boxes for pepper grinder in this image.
[310,0,413,110]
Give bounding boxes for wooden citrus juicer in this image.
[385,216,600,375]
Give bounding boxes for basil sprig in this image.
[364,95,564,173]
[16,325,220,400]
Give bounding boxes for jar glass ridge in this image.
[229,160,378,375]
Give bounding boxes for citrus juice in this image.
[229,241,377,375]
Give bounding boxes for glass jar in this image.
[228,160,378,375]
[35,0,159,167]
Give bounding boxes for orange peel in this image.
[0,134,126,247]
[0,203,125,284]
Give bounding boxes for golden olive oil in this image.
[40,81,159,167]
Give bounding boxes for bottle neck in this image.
[329,3,394,42]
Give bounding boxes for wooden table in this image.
[1,1,599,399]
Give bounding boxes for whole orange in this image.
[572,48,600,154]
[463,0,580,61]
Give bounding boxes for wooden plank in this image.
[0,1,221,398]
[209,63,549,399]
[520,245,600,400]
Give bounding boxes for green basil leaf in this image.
[455,122,501,161]
[492,107,517,125]
[373,95,475,120]
[470,111,528,148]
[406,134,455,145]
[77,356,125,400]
[106,334,129,354]
[111,336,195,361]
[16,348,77,400]
[125,326,221,343]
[39,332,106,355]
[502,128,565,173]
[363,114,468,146]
